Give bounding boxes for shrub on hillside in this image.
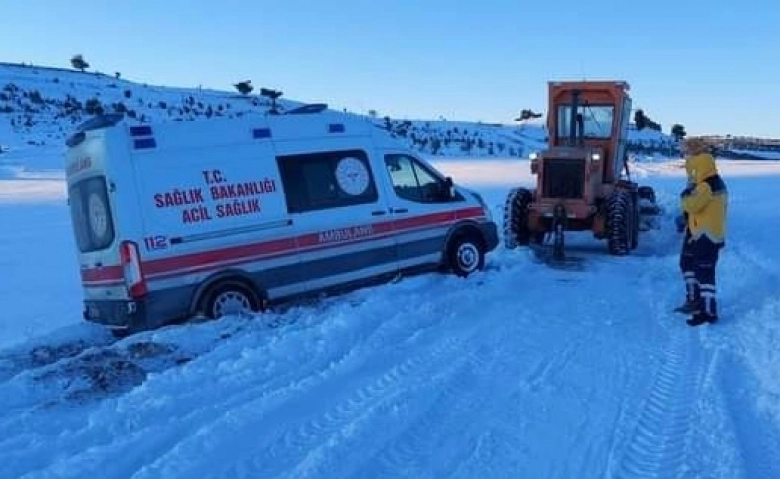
[234,81,253,95]
[671,124,686,141]
[85,98,104,115]
[71,54,89,72]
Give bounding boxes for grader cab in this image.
[503,81,660,261]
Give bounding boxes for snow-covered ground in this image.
[1,157,780,478]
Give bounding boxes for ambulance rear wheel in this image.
[203,281,261,319]
[447,235,485,278]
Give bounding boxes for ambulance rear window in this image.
[68,176,115,253]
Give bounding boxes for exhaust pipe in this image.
[569,89,581,147]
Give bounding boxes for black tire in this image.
[503,188,533,249]
[606,190,632,256]
[447,235,486,278]
[202,281,261,319]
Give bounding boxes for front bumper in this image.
[479,221,499,252]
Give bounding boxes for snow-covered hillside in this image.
[2,157,780,478]
[0,61,677,170]
[0,62,301,154]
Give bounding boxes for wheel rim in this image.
[456,242,480,273]
[212,290,252,317]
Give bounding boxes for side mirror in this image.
[386,159,401,172]
[444,176,455,198]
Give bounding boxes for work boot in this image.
[674,300,699,314]
[686,313,718,327]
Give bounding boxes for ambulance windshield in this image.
[68,176,115,253]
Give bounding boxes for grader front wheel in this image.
[606,191,634,256]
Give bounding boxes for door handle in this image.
[371,210,387,216]
[391,208,408,214]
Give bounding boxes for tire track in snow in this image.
[0,299,407,478]
[693,240,780,477]
[717,354,780,479]
[277,339,471,477]
[123,287,480,479]
[369,333,580,479]
[690,237,780,478]
[355,336,500,479]
[519,340,579,393]
[609,331,708,478]
[233,314,489,479]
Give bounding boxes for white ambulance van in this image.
[65,108,498,334]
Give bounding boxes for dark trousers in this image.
[679,235,722,318]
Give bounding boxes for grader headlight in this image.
[530,152,540,174]
[589,152,602,171]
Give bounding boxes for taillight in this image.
[120,241,147,298]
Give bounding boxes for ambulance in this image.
[64,107,498,334]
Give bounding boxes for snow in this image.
[3,59,780,477]
[2,153,780,478]
[729,149,780,161]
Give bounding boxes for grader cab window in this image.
[557,105,615,139]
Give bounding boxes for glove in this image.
[680,184,695,198]
[675,214,686,233]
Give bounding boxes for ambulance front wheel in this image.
[447,235,486,278]
[202,281,262,319]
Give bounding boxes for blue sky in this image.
[3,0,778,137]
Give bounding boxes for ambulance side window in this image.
[385,154,454,203]
[277,149,379,213]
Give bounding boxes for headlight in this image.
[529,152,538,160]
[591,153,601,161]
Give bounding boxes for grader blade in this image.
[528,243,588,271]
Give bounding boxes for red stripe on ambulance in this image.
[80,208,486,287]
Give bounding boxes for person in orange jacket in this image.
[674,137,728,326]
